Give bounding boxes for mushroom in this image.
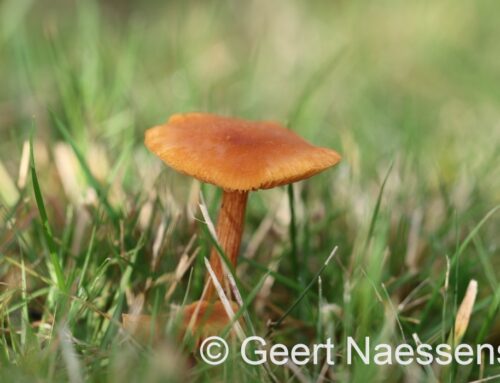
[145,113,341,301]
[181,300,240,341]
[122,301,240,343]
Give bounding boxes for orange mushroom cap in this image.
[145,113,341,191]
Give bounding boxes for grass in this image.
[1,0,499,382]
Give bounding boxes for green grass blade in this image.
[365,161,394,247]
[265,246,338,337]
[51,113,120,226]
[30,136,67,292]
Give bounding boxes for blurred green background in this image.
[0,0,499,382]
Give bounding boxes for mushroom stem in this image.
[206,190,248,299]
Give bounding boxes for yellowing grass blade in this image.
[453,279,478,344]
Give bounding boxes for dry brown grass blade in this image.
[453,279,478,344]
[204,257,246,341]
[122,313,166,343]
[17,140,30,189]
